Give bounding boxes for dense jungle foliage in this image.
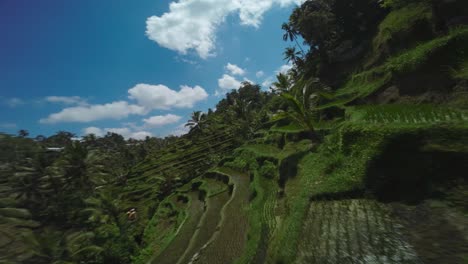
[1,0,468,263]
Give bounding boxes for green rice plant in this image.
[347,104,468,124]
[132,193,190,264]
[234,168,277,264]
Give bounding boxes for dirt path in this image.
[191,170,250,264]
[150,191,204,264]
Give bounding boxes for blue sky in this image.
[0,0,303,139]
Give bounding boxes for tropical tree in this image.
[273,78,329,141]
[272,73,291,93]
[46,131,75,146]
[185,111,207,133]
[284,47,302,65]
[35,135,47,142]
[10,159,44,210]
[282,22,305,54]
[17,129,29,138]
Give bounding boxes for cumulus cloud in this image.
[226,63,246,76]
[146,0,304,58]
[260,63,293,89]
[83,127,104,136]
[170,123,190,136]
[261,77,274,88]
[83,126,152,140]
[218,74,242,92]
[256,71,265,78]
[45,96,88,106]
[128,84,208,110]
[40,83,207,125]
[39,101,147,124]
[143,114,182,127]
[276,63,293,74]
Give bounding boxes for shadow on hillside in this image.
[364,134,468,263]
[365,134,468,203]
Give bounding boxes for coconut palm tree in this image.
[185,111,206,133]
[282,22,305,54]
[272,73,291,93]
[10,158,46,211]
[284,47,302,65]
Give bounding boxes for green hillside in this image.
[1,0,468,263]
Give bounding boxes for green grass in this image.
[373,2,432,52]
[239,144,282,159]
[270,123,305,133]
[230,140,312,264]
[132,194,189,264]
[198,178,229,197]
[269,119,468,263]
[234,169,277,264]
[328,27,468,106]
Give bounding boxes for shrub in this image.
[259,161,277,179]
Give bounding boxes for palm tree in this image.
[17,130,29,138]
[272,73,291,93]
[284,47,302,65]
[185,111,206,133]
[82,190,121,229]
[10,158,47,212]
[273,78,327,141]
[282,22,305,54]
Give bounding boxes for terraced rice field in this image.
[150,191,204,264]
[177,191,231,264]
[192,171,250,264]
[296,199,421,264]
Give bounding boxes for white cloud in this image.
[256,71,265,78]
[170,123,190,136]
[218,74,242,91]
[39,101,147,124]
[262,77,274,88]
[226,63,245,76]
[83,127,104,136]
[146,0,305,58]
[143,114,182,127]
[45,96,88,106]
[128,84,208,110]
[243,77,253,83]
[130,131,153,140]
[6,98,24,107]
[276,63,293,74]
[260,63,293,89]
[83,126,152,140]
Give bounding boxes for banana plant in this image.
[273,77,331,141]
